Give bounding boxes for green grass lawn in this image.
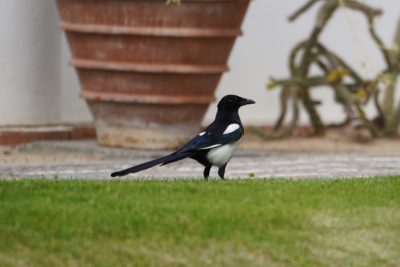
[0,177,399,267]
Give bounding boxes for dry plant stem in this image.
[297,1,337,77]
[272,77,328,88]
[288,0,320,21]
[316,43,363,83]
[273,98,301,139]
[293,1,337,134]
[275,89,301,136]
[382,19,400,132]
[368,17,391,69]
[347,0,399,129]
[273,41,308,132]
[393,17,400,66]
[274,86,290,130]
[318,46,383,125]
[289,41,308,74]
[320,46,385,124]
[316,44,360,119]
[382,74,397,120]
[279,1,341,135]
[343,0,382,18]
[315,59,330,73]
[287,98,300,135]
[356,105,381,137]
[313,57,358,121]
[385,105,400,136]
[373,89,385,128]
[299,88,325,134]
[344,0,400,135]
[384,83,400,136]
[272,0,400,138]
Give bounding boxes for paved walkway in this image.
[1,141,400,180]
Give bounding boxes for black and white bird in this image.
[111,95,255,180]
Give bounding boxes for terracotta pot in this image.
[56,0,250,149]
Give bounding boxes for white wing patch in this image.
[223,123,240,134]
[198,131,206,136]
[199,144,221,150]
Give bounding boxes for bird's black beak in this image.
[240,98,256,106]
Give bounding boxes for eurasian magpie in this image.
[111,95,255,179]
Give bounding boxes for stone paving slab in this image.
[1,141,400,179]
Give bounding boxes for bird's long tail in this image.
[111,151,191,177]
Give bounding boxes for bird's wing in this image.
[178,123,243,153]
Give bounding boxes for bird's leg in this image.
[218,163,227,180]
[203,165,211,180]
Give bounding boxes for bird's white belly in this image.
[206,138,242,166]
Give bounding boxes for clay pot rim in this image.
[81,90,215,104]
[71,58,228,74]
[60,22,243,38]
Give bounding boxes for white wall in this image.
[0,0,61,125]
[1,0,400,126]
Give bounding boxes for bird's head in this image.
[217,95,255,112]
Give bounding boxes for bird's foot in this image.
[203,165,211,181]
[218,163,227,180]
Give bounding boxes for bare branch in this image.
[342,0,382,18]
[274,86,291,130]
[298,1,338,77]
[316,43,363,83]
[271,76,329,88]
[288,0,320,22]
